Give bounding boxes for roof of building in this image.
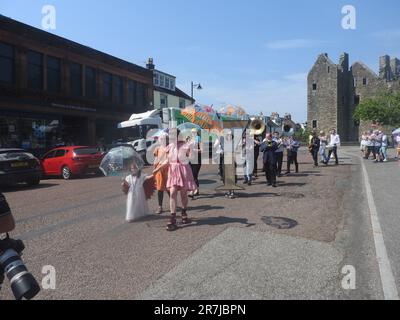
[351,61,378,77]
[155,85,194,102]
[0,15,152,78]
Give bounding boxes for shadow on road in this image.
[183,216,255,228]
[198,179,218,185]
[188,205,225,212]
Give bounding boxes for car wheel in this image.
[62,166,72,180]
[26,177,40,186]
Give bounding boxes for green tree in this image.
[354,91,400,127]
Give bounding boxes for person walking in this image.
[164,128,197,231]
[285,136,300,174]
[253,135,262,178]
[310,131,321,167]
[273,132,284,177]
[243,133,255,186]
[325,129,340,165]
[260,133,278,187]
[153,133,169,214]
[396,134,400,159]
[188,129,203,198]
[318,130,328,163]
[380,131,388,162]
[374,130,382,162]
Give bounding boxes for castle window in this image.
[312,120,317,129]
[363,77,368,85]
[353,77,357,87]
[328,66,330,73]
[312,82,317,91]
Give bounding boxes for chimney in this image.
[146,58,155,70]
[339,52,349,71]
[379,55,392,81]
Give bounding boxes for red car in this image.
[41,146,104,180]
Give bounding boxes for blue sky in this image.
[1,0,400,122]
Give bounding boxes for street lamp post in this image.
[191,81,202,100]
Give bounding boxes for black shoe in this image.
[248,181,252,186]
[243,180,248,184]
[272,184,277,188]
[267,182,272,186]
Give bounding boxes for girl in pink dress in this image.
[165,128,197,231]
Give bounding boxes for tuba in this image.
[282,121,295,137]
[249,117,266,136]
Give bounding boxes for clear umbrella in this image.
[99,145,144,177]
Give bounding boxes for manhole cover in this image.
[279,192,305,199]
[261,216,298,229]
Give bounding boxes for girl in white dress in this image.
[122,163,155,222]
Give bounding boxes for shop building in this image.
[0,15,153,156]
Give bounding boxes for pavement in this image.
[0,147,397,300]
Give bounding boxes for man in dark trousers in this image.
[309,131,321,167]
[260,133,278,187]
[253,135,262,178]
[285,136,300,174]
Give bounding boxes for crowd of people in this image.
[120,126,351,232]
[360,130,400,162]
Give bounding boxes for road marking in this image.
[360,156,399,300]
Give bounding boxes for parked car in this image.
[0,149,42,186]
[41,146,105,180]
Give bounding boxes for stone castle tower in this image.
[307,53,400,142]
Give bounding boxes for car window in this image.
[44,151,56,159]
[73,148,98,155]
[0,151,34,161]
[55,150,66,158]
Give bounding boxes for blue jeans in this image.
[380,146,387,160]
[319,146,328,163]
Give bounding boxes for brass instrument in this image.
[282,122,295,137]
[249,117,266,136]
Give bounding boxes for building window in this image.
[70,62,82,96]
[136,82,144,107]
[179,98,186,108]
[312,82,317,91]
[353,77,357,87]
[327,66,330,73]
[102,72,113,101]
[160,94,168,108]
[170,78,175,91]
[160,75,165,87]
[27,50,43,90]
[154,73,159,86]
[165,77,170,89]
[127,80,137,105]
[85,66,97,99]
[0,41,14,84]
[46,56,61,93]
[116,76,124,104]
[313,120,318,129]
[363,77,368,85]
[354,95,360,106]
